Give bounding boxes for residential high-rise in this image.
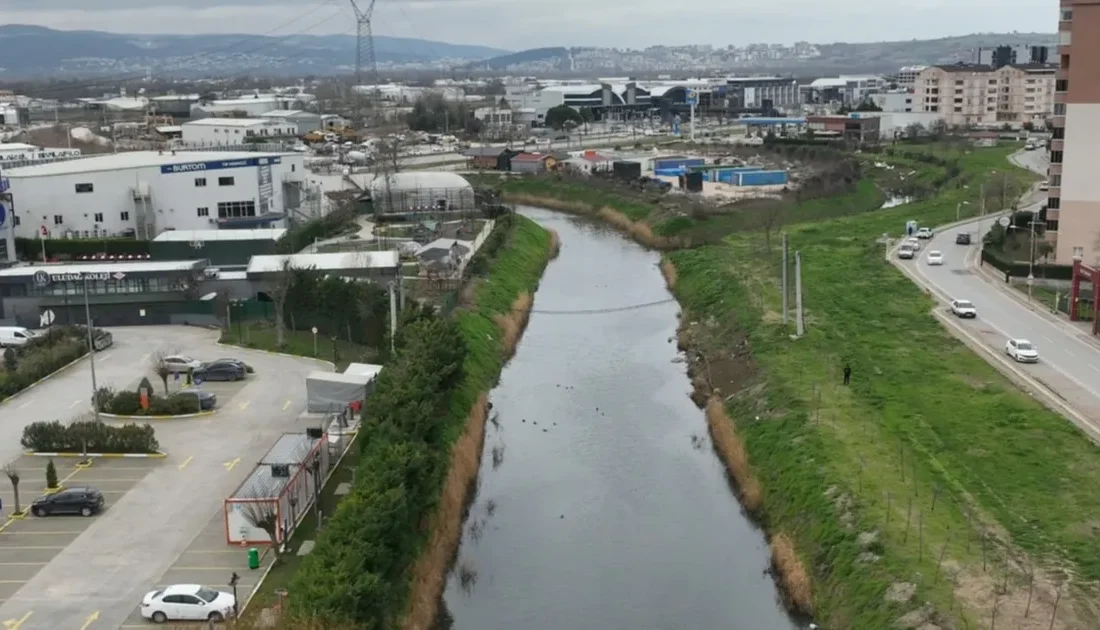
[1049,0,1100,262]
[912,63,1056,128]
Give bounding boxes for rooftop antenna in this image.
[349,0,380,129]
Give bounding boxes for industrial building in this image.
[802,76,888,107]
[190,94,306,118]
[180,118,299,147]
[806,115,882,143]
[246,251,400,284]
[367,171,476,217]
[259,110,323,136]
[150,228,286,267]
[1048,0,1090,262]
[4,150,307,240]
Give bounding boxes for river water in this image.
[439,207,799,630]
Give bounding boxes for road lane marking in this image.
[224,458,241,472]
[282,399,291,411]
[178,456,194,471]
[79,610,99,630]
[238,400,251,411]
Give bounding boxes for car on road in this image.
[916,227,934,239]
[140,584,236,624]
[194,361,245,381]
[213,358,254,374]
[926,250,944,266]
[31,487,105,517]
[950,299,977,318]
[1005,338,1040,363]
[904,237,922,251]
[955,232,972,245]
[898,245,916,260]
[163,355,203,373]
[176,387,217,410]
[1039,181,1049,191]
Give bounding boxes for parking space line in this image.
[0,562,46,566]
[0,530,83,535]
[68,399,81,408]
[79,610,99,630]
[1,611,31,629]
[0,580,27,584]
[238,400,251,411]
[0,546,65,550]
[178,455,194,470]
[224,458,241,472]
[282,399,291,411]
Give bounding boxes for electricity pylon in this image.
[349,0,380,128]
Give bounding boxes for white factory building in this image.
[4,150,306,240]
[190,94,306,118]
[181,118,298,147]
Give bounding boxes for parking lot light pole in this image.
[229,572,240,619]
[82,275,100,423]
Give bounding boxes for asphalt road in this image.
[0,326,329,630]
[896,149,1100,439]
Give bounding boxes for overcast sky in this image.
[0,0,1056,51]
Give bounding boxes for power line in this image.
[528,298,677,315]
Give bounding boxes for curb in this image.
[24,451,168,459]
[216,340,336,370]
[0,350,91,407]
[99,410,216,421]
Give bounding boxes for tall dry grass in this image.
[401,393,490,630]
[770,532,815,616]
[661,259,678,291]
[502,192,687,250]
[547,228,562,259]
[704,396,763,513]
[493,292,533,361]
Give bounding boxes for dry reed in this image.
[502,192,686,250]
[493,292,534,360]
[770,532,815,616]
[547,228,562,259]
[401,393,490,630]
[704,396,763,513]
[661,259,678,291]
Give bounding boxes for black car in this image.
[955,232,972,245]
[193,362,245,382]
[177,387,217,410]
[32,487,105,517]
[213,358,254,374]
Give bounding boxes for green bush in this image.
[105,390,142,415]
[21,419,159,454]
[94,388,199,416]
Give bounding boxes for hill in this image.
[0,24,511,78]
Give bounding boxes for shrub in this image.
[106,391,142,415]
[21,419,160,454]
[95,388,198,416]
[3,348,15,372]
[45,459,58,489]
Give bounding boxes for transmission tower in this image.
[349,0,380,128]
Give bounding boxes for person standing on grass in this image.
[843,363,852,386]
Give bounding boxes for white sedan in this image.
[905,237,922,251]
[163,355,203,373]
[950,299,977,318]
[926,250,944,266]
[1005,339,1040,363]
[140,584,236,623]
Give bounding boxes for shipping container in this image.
[711,166,765,183]
[736,170,789,186]
[653,168,684,177]
[612,160,642,180]
[685,171,705,192]
[653,157,706,171]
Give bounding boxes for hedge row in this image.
[0,325,94,400]
[287,315,466,625]
[94,387,201,416]
[15,237,150,260]
[21,419,160,454]
[980,247,1073,280]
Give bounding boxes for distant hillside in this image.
[0,24,511,78]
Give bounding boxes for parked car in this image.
[0,326,38,348]
[926,250,944,266]
[176,388,217,410]
[898,246,916,260]
[1005,338,1040,363]
[916,227,934,239]
[213,358,254,374]
[904,237,922,251]
[140,584,236,624]
[1039,181,1049,191]
[31,487,105,517]
[194,362,245,382]
[955,232,972,245]
[950,299,977,318]
[163,355,203,373]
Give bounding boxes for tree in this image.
[3,348,15,372]
[240,499,282,560]
[150,350,173,395]
[544,105,581,130]
[267,258,294,348]
[45,459,58,490]
[755,202,787,253]
[2,463,21,514]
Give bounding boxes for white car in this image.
[950,299,977,318]
[141,584,235,623]
[904,237,922,251]
[926,250,944,266]
[1005,339,1040,363]
[1039,181,1049,191]
[163,355,203,373]
[916,227,934,239]
[897,246,916,260]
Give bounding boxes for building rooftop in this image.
[182,117,275,127]
[0,260,203,278]
[343,362,383,379]
[259,110,313,118]
[368,171,472,192]
[0,143,38,153]
[247,251,400,274]
[511,153,548,162]
[4,150,292,177]
[154,228,287,243]
[231,433,321,499]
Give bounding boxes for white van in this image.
[0,327,37,347]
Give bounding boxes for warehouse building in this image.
[181,118,298,147]
[151,228,286,267]
[259,110,323,136]
[4,150,306,240]
[367,172,476,218]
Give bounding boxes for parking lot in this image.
[0,458,162,605]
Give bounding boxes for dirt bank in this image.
[503,192,688,250]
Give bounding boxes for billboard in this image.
[161,156,282,175]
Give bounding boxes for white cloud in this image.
[0,0,1056,50]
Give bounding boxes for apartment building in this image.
[896,66,928,88]
[912,63,1056,127]
[1048,0,1100,263]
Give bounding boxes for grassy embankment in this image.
[220,324,374,371]
[238,215,556,630]
[668,146,1100,628]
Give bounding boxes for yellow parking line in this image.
[79,610,99,630]
[0,546,65,551]
[1,611,31,629]
[0,562,46,566]
[178,456,193,471]
[0,580,27,584]
[0,531,82,535]
[238,400,251,411]
[224,458,241,472]
[282,399,291,411]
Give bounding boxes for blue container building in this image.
[735,170,789,186]
[653,157,706,171]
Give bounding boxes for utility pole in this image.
[795,251,805,337]
[388,281,398,356]
[82,276,100,423]
[781,233,789,325]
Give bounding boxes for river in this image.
[439,207,800,630]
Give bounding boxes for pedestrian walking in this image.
[843,363,852,386]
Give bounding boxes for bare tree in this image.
[267,258,294,349]
[150,350,173,395]
[756,202,787,253]
[240,500,282,560]
[2,463,21,515]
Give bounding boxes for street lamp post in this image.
[956,200,969,222]
[82,275,100,423]
[1008,221,1041,303]
[229,572,240,619]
